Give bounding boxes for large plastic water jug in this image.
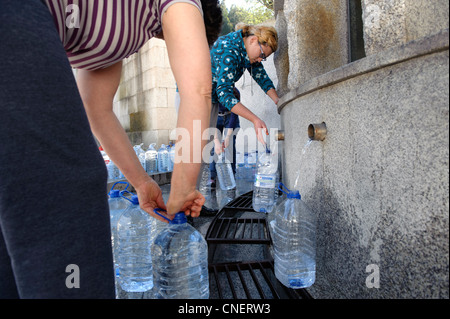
[271,183,316,289]
[107,181,130,279]
[116,191,154,292]
[151,209,209,299]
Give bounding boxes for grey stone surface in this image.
[280,0,349,91]
[278,30,449,298]
[362,0,449,56]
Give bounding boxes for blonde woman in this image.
[210,23,280,145]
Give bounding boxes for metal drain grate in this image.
[205,191,271,244]
[206,217,271,244]
[209,260,312,299]
[205,190,313,299]
[222,192,254,211]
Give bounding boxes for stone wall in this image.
[276,0,449,298]
[113,38,177,148]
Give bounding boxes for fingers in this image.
[156,193,167,211]
[256,128,266,145]
[150,209,173,223]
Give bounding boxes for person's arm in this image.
[223,113,238,148]
[213,129,224,155]
[76,62,168,221]
[231,102,268,145]
[162,2,211,217]
[266,88,279,105]
[248,63,279,105]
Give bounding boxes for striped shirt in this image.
[44,0,202,70]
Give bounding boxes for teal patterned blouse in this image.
[210,30,275,111]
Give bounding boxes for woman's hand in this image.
[214,138,224,155]
[223,134,231,149]
[135,179,169,223]
[167,187,205,218]
[230,102,268,146]
[252,117,268,145]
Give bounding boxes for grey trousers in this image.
[0,0,115,298]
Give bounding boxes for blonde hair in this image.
[235,23,278,52]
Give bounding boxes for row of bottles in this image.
[101,142,176,182]
[107,182,208,298]
[144,142,175,174]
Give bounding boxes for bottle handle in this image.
[111,181,129,191]
[153,208,172,223]
[120,190,134,203]
[278,182,291,195]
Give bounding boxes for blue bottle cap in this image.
[109,189,121,198]
[130,195,139,205]
[169,212,187,225]
[287,190,301,199]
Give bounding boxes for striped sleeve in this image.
[44,0,203,70]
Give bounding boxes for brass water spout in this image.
[275,130,285,141]
[308,122,327,141]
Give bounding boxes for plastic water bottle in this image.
[107,182,130,279]
[134,144,146,171]
[152,210,209,299]
[168,143,175,171]
[145,143,158,174]
[252,148,278,213]
[198,164,217,211]
[216,152,236,190]
[116,191,154,292]
[246,151,257,183]
[271,183,316,289]
[217,187,236,209]
[157,144,169,172]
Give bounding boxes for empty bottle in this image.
[106,159,118,181]
[168,142,175,171]
[145,143,158,174]
[152,210,209,299]
[252,148,278,213]
[199,163,218,211]
[271,183,316,289]
[116,191,154,292]
[157,144,169,173]
[108,182,130,278]
[134,144,146,171]
[245,151,257,183]
[216,152,236,190]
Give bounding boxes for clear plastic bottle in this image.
[151,211,209,299]
[107,182,130,280]
[198,164,216,210]
[168,142,175,172]
[134,144,146,171]
[145,143,158,174]
[216,152,236,190]
[108,159,122,181]
[116,191,154,292]
[271,184,316,289]
[157,144,169,173]
[252,148,278,213]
